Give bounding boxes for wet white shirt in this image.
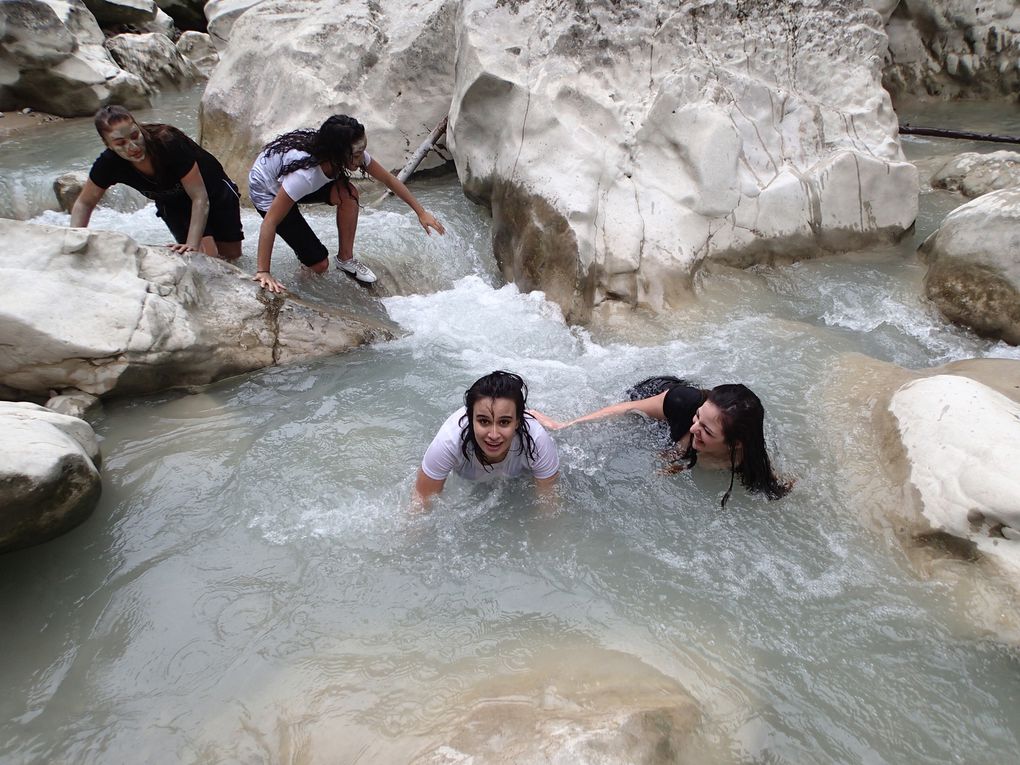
[248,148,371,211]
[420,408,560,482]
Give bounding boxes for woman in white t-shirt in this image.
[414,371,560,508]
[249,114,445,292]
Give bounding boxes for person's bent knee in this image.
[216,240,243,261]
[308,258,330,274]
[331,182,359,206]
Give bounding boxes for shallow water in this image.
[2,96,1020,763]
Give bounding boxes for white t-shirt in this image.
[421,408,560,482]
[248,147,372,212]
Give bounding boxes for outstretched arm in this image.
[364,158,445,236]
[253,189,296,293]
[69,180,107,229]
[172,162,210,252]
[533,391,669,430]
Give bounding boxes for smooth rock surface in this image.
[919,187,1020,345]
[201,0,454,194]
[884,0,1020,99]
[45,390,101,419]
[0,0,150,116]
[450,0,918,321]
[930,150,1020,198]
[176,31,218,76]
[0,402,102,554]
[106,31,201,90]
[890,374,1020,572]
[0,219,394,398]
[53,171,89,212]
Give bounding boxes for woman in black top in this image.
[71,106,243,259]
[530,376,790,506]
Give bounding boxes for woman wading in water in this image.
[248,114,445,292]
[414,371,560,509]
[71,106,243,259]
[531,376,790,507]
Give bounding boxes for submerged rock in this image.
[450,0,917,321]
[106,31,202,90]
[919,187,1020,345]
[201,0,453,190]
[0,219,395,399]
[0,402,102,554]
[930,150,1020,199]
[884,0,1020,100]
[0,0,150,116]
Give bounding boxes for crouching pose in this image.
[249,114,445,292]
[414,371,559,508]
[530,376,790,507]
[71,105,243,259]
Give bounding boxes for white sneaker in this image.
[337,257,377,284]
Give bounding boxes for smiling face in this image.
[103,119,146,163]
[471,397,519,463]
[689,400,729,457]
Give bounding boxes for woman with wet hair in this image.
[531,376,790,507]
[71,105,243,259]
[248,114,445,293]
[414,371,560,507]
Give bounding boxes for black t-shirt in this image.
[662,385,705,442]
[88,129,229,204]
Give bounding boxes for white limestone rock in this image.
[919,187,1020,345]
[53,170,89,212]
[155,0,206,31]
[176,30,218,77]
[450,0,918,321]
[884,0,1020,99]
[200,0,454,194]
[0,401,102,554]
[0,0,150,116]
[0,219,394,398]
[890,375,1020,574]
[204,0,263,47]
[106,31,201,90]
[45,390,101,419]
[138,8,177,36]
[82,0,157,26]
[931,150,1020,199]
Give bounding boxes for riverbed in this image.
[1,92,1019,764]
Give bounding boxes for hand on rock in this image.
[167,242,198,254]
[254,271,285,294]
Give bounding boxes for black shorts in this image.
[256,184,335,267]
[157,177,245,243]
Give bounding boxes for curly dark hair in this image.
[459,371,538,471]
[93,105,204,184]
[630,376,791,507]
[259,114,366,195]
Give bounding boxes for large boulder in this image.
[200,0,454,194]
[0,219,395,399]
[883,0,1020,99]
[176,30,218,77]
[930,150,1020,199]
[819,355,1020,642]
[155,0,205,31]
[449,0,918,321]
[81,0,157,26]
[919,187,1020,345]
[204,0,263,47]
[106,31,201,89]
[0,402,102,554]
[0,0,150,116]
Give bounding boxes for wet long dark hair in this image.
[459,371,538,471]
[259,114,365,195]
[631,375,790,507]
[94,105,202,182]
